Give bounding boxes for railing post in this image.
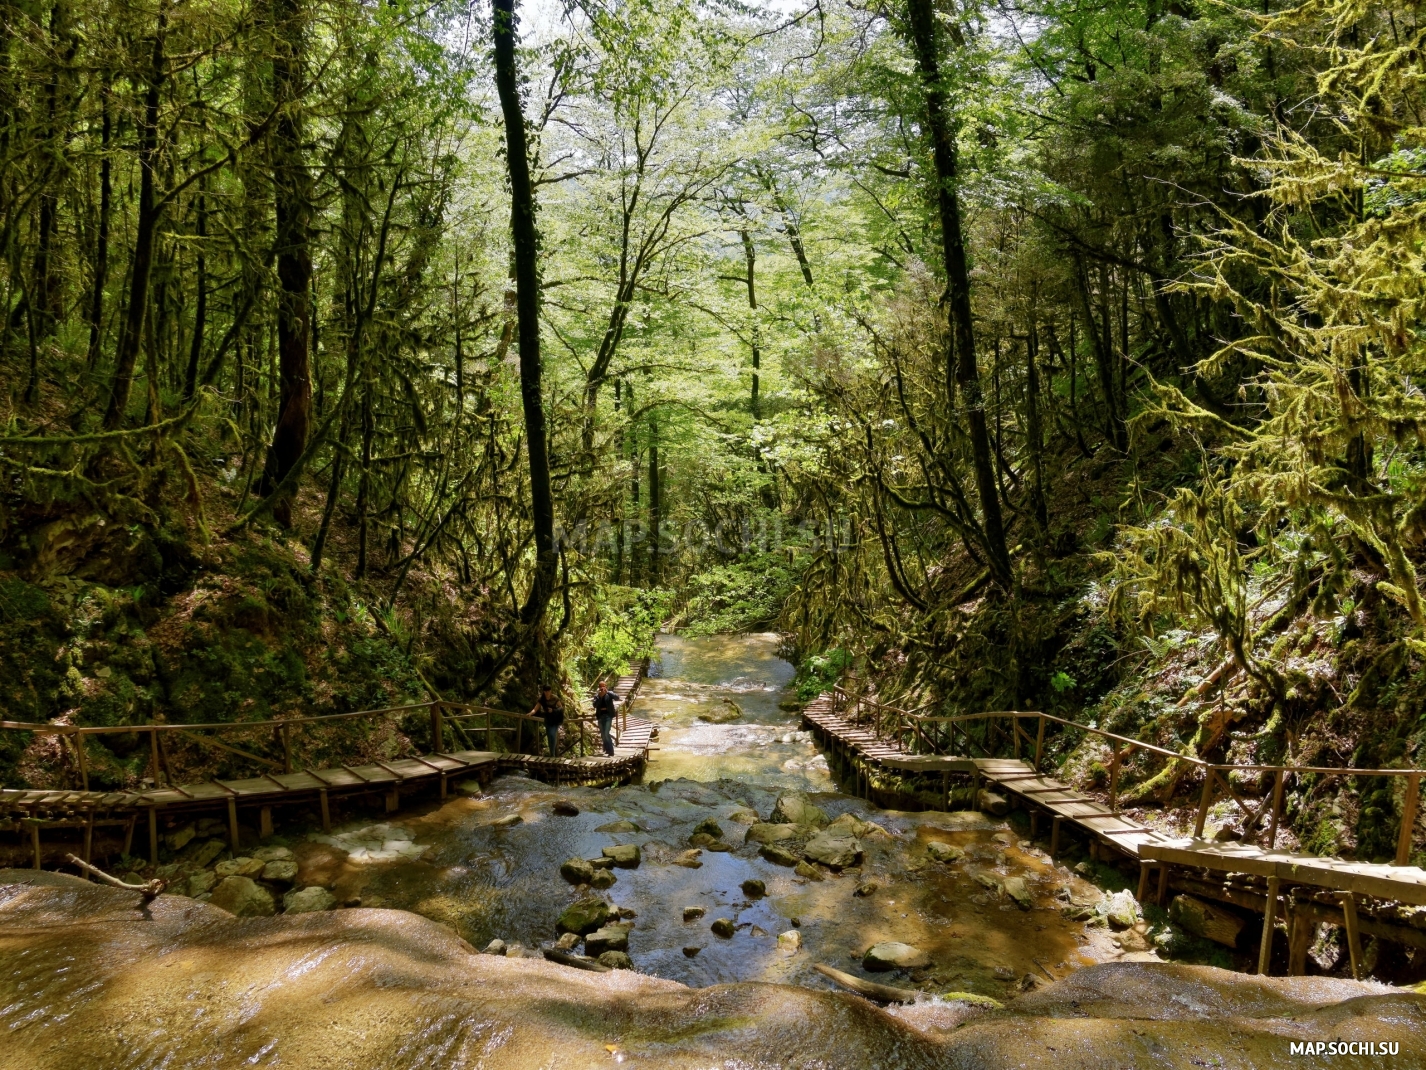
[485,710,493,751]
[1013,715,1021,760]
[430,702,444,754]
[1034,714,1045,774]
[1108,746,1121,812]
[148,726,162,787]
[1194,768,1216,838]
[1397,773,1421,865]
[279,723,293,774]
[1267,768,1286,849]
[74,730,89,791]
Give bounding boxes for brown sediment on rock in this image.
[2,881,1423,1070]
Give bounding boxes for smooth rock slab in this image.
[602,844,641,868]
[283,886,336,914]
[210,876,275,917]
[802,830,861,869]
[863,941,931,972]
[744,823,800,845]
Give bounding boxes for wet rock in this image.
[188,840,227,869]
[854,881,877,898]
[711,918,735,938]
[727,809,760,826]
[682,946,701,957]
[589,856,616,869]
[598,951,634,970]
[790,917,801,927]
[558,898,613,935]
[261,859,299,886]
[992,965,1016,981]
[1103,890,1139,930]
[555,932,581,950]
[1168,894,1245,947]
[673,849,704,869]
[760,845,800,867]
[483,939,507,956]
[778,930,801,952]
[827,812,870,837]
[803,829,861,869]
[491,814,522,828]
[863,942,930,972]
[210,876,275,918]
[699,699,743,723]
[744,822,800,845]
[590,868,618,890]
[560,858,596,885]
[1115,929,1151,952]
[793,861,824,881]
[584,925,630,956]
[253,846,292,862]
[282,886,336,914]
[740,879,766,899]
[615,906,637,919]
[602,844,641,868]
[705,841,732,853]
[596,820,640,833]
[771,793,827,827]
[214,857,265,879]
[692,818,723,840]
[1003,876,1033,910]
[688,832,720,848]
[187,871,217,897]
[927,841,965,863]
[973,871,1002,894]
[976,791,1010,816]
[196,817,225,837]
[991,831,1015,846]
[552,800,580,816]
[165,824,197,852]
[454,779,484,795]
[683,906,706,921]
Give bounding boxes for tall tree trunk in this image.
[259,0,313,527]
[182,174,207,400]
[1073,256,1124,450]
[1024,323,1048,538]
[86,75,111,370]
[903,0,1011,589]
[740,229,760,419]
[648,412,660,586]
[493,0,557,630]
[103,7,167,431]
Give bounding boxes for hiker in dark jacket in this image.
[592,680,619,757]
[530,685,564,756]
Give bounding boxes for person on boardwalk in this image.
[593,680,619,757]
[531,685,564,756]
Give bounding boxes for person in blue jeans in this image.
[593,680,619,757]
[530,685,565,756]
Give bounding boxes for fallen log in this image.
[65,854,166,902]
[542,948,610,972]
[813,963,918,1003]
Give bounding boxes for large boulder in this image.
[863,942,931,971]
[1169,894,1245,947]
[1102,890,1139,930]
[760,845,800,867]
[602,844,641,868]
[186,870,217,897]
[283,886,336,914]
[210,876,275,917]
[590,869,617,889]
[927,841,965,863]
[691,818,724,841]
[1003,876,1033,910]
[976,791,1010,816]
[598,951,634,970]
[253,846,293,862]
[188,840,227,869]
[557,898,613,935]
[826,812,871,837]
[261,859,298,885]
[771,793,827,827]
[745,823,800,845]
[802,829,861,869]
[214,857,265,879]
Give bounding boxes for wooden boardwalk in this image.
[3,664,655,872]
[804,690,1426,974]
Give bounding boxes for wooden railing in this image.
[829,687,1423,866]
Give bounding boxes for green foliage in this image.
[680,554,800,636]
[793,648,852,702]
[583,586,672,680]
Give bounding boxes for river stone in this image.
[210,876,275,917]
[710,918,735,938]
[705,841,732,852]
[778,930,801,952]
[827,812,870,837]
[803,830,861,869]
[1116,928,1151,952]
[558,898,613,935]
[584,925,630,956]
[692,818,724,840]
[673,849,703,868]
[187,870,218,897]
[927,841,965,863]
[761,845,800,866]
[976,790,1010,816]
[689,833,720,848]
[561,858,596,884]
[598,951,634,970]
[188,839,226,869]
[602,844,641,868]
[553,800,580,816]
[590,868,617,889]
[727,809,760,825]
[282,886,336,914]
[684,905,707,921]
[597,820,640,833]
[794,861,824,881]
[1003,876,1033,910]
[741,879,766,898]
[165,824,197,852]
[745,823,800,845]
[253,846,292,862]
[261,859,299,885]
[1168,894,1245,947]
[771,793,827,827]
[682,946,701,957]
[483,939,507,956]
[863,941,931,972]
[854,881,877,897]
[491,814,522,828]
[1103,890,1139,930]
[215,857,265,879]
